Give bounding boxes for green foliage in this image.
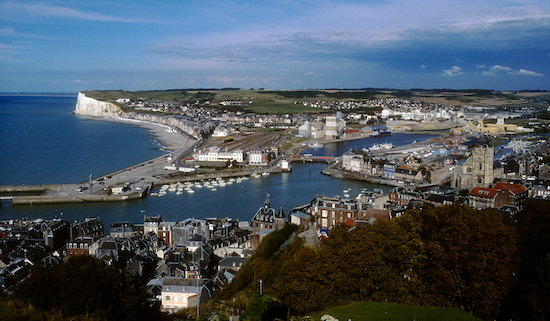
[405,205,517,320]
[507,199,550,320]
[240,295,287,321]
[13,255,157,321]
[215,224,299,304]
[265,205,517,320]
[313,301,482,321]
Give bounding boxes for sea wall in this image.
[75,92,122,117]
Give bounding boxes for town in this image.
[2,89,550,320]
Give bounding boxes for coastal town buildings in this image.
[325,115,346,139]
[194,146,244,163]
[452,146,495,190]
[293,191,390,230]
[248,148,272,166]
[250,196,287,233]
[468,187,508,209]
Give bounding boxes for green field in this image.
[82,88,548,115]
[311,301,481,321]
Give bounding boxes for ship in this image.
[362,142,393,152]
[308,142,324,148]
[371,130,391,138]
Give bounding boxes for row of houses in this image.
[193,146,276,166]
[389,181,529,213]
[342,151,427,184]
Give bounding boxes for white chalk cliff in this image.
[75,92,122,117]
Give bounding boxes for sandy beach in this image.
[87,116,197,152]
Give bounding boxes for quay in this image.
[0,147,288,206]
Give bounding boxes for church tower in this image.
[472,146,494,188]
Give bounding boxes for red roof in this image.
[493,182,527,195]
[364,209,391,220]
[469,187,501,199]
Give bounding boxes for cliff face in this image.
[75,92,122,117]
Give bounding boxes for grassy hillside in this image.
[312,301,481,321]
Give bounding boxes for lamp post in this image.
[259,278,263,295]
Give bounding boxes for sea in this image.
[0,95,439,226]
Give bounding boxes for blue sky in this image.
[0,0,549,92]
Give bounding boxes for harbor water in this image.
[0,95,438,226]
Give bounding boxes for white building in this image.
[325,116,346,139]
[161,277,207,313]
[342,151,364,172]
[298,121,312,137]
[212,125,231,137]
[195,146,244,163]
[249,148,270,165]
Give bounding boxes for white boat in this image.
[211,188,217,191]
[261,172,270,176]
[251,173,261,178]
[187,189,195,193]
[176,191,183,195]
[308,142,324,148]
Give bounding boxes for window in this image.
[166,296,170,301]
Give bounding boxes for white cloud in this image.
[481,64,543,77]
[476,65,486,69]
[442,66,463,77]
[0,1,138,23]
[491,65,512,72]
[509,69,544,77]
[419,64,426,69]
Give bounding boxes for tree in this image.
[240,295,287,321]
[13,255,156,321]
[406,205,517,320]
[507,199,550,320]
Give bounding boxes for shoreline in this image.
[81,115,197,152]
